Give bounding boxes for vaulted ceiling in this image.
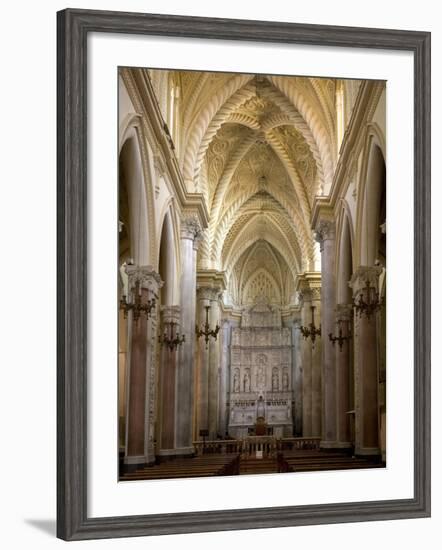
[149,69,360,307]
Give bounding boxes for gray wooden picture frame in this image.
[57,8,431,541]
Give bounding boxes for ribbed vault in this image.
[147,69,360,307]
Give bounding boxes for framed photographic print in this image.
[57,8,431,541]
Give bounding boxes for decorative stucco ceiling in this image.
[149,69,361,306]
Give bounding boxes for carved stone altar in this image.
[228,299,293,438]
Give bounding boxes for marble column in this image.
[292,317,303,436]
[195,287,211,438]
[316,220,337,447]
[299,288,312,436]
[124,265,162,467]
[350,266,382,456]
[310,287,322,438]
[208,292,221,439]
[218,320,231,437]
[158,305,181,456]
[335,303,353,448]
[175,217,201,456]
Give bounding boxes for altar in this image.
[228,301,293,438]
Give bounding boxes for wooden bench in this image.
[120,454,240,481]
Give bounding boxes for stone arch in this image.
[336,207,355,304]
[118,115,157,265]
[356,135,386,267]
[119,134,151,265]
[222,214,301,278]
[242,268,282,305]
[238,241,285,299]
[182,74,254,188]
[268,75,335,190]
[214,190,309,271]
[158,208,180,306]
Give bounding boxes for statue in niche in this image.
[257,395,265,419]
[257,365,265,387]
[243,370,251,393]
[272,368,279,391]
[283,328,291,345]
[233,369,240,393]
[257,353,267,365]
[282,369,289,390]
[242,311,250,327]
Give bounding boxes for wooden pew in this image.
[120,453,240,480]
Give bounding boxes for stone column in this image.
[316,220,337,447]
[218,320,231,437]
[157,305,181,457]
[299,287,312,436]
[310,287,322,438]
[335,303,353,448]
[292,316,303,436]
[175,217,201,456]
[208,292,221,439]
[350,266,382,456]
[195,287,211,438]
[124,265,162,468]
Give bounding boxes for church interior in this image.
[118,67,386,480]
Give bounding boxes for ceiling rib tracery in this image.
[158,69,358,307]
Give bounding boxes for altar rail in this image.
[193,439,242,456]
[277,437,321,451]
[193,436,320,457]
[242,436,278,457]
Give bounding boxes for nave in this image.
[118,67,386,479]
[120,444,383,481]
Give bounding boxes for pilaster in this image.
[349,266,382,456]
[334,303,353,449]
[315,218,338,448]
[124,266,163,468]
[195,271,226,440]
[158,305,181,456]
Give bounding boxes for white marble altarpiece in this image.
[228,299,294,438]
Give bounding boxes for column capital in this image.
[181,215,203,241]
[197,286,222,302]
[349,265,383,295]
[193,230,205,251]
[125,264,163,295]
[297,288,311,306]
[296,272,322,306]
[196,269,227,293]
[310,286,322,302]
[314,219,336,251]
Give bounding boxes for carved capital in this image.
[181,215,203,241]
[125,265,163,296]
[193,229,205,251]
[310,287,322,302]
[349,266,383,295]
[197,286,221,302]
[297,288,311,305]
[315,220,336,251]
